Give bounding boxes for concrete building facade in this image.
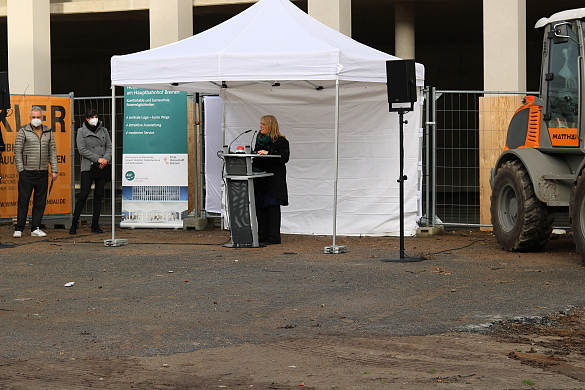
[0,0,583,96]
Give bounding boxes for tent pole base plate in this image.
[104,239,129,247]
[223,242,265,248]
[324,245,347,254]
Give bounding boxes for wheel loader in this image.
[490,8,585,261]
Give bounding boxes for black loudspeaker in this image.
[386,59,416,104]
[0,72,10,113]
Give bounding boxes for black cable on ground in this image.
[426,237,486,256]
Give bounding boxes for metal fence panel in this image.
[432,90,484,226]
[73,94,199,223]
[10,90,561,231]
[421,89,574,229]
[72,96,125,220]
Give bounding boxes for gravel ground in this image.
[1,224,585,389]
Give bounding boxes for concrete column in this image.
[7,0,51,95]
[308,0,351,37]
[483,0,526,91]
[149,0,193,49]
[395,3,415,60]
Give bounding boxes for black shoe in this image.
[263,237,281,245]
[69,227,77,235]
[91,226,104,234]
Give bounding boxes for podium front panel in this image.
[225,156,247,175]
[226,179,253,244]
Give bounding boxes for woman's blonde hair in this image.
[262,115,285,141]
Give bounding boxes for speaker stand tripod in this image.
[382,107,423,263]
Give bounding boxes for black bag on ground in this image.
[90,162,111,180]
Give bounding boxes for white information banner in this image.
[122,154,188,186]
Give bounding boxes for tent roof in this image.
[111,0,424,92]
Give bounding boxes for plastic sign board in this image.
[121,87,188,228]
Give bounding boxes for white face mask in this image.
[31,118,42,127]
[88,118,99,127]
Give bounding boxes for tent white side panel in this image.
[221,83,420,236]
[203,96,224,214]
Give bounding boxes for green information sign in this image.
[123,87,188,154]
[121,87,189,229]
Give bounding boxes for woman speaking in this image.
[252,115,290,245]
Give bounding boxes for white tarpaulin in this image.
[111,0,425,236]
[222,83,421,236]
[203,96,223,214]
[111,0,424,90]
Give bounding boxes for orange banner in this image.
[0,95,72,218]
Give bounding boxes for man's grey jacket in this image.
[14,124,58,173]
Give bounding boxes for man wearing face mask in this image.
[69,109,112,235]
[13,106,58,238]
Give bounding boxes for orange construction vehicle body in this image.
[505,95,579,150]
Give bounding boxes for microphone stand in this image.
[227,129,253,152]
[250,130,258,151]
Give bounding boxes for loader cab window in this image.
[544,21,580,130]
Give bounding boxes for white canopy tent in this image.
[110,0,425,243]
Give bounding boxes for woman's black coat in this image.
[252,136,290,205]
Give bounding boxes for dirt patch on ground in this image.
[491,307,585,383]
[2,226,585,389]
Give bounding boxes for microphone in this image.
[228,129,253,153]
[250,130,258,152]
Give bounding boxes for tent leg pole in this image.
[324,79,346,254]
[111,86,115,241]
[105,85,128,247]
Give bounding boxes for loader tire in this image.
[570,169,585,264]
[491,160,554,252]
